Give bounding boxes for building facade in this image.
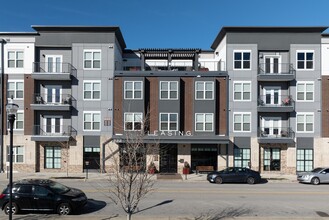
[1,26,329,175]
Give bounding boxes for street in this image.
[0,176,329,219]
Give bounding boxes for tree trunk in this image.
[127,212,132,220]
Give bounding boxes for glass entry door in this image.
[262,117,281,137]
[159,144,177,173]
[265,56,280,73]
[45,86,61,104]
[46,55,62,73]
[43,116,62,134]
[264,87,280,105]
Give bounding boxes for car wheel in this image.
[311,177,320,185]
[215,176,223,184]
[4,202,19,215]
[247,177,255,184]
[57,203,71,215]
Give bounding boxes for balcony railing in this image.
[32,125,77,139]
[32,62,77,79]
[116,60,226,71]
[258,95,295,107]
[258,127,295,143]
[32,93,76,109]
[258,63,295,81]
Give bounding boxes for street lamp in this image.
[6,98,18,220]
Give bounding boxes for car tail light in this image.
[0,194,5,199]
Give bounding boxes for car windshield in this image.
[311,168,323,173]
[48,182,70,194]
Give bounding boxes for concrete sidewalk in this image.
[0,171,298,183]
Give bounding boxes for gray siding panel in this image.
[296,137,314,149]
[234,137,251,148]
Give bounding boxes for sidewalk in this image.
[0,171,298,183]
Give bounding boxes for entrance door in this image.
[160,144,177,173]
[45,86,61,104]
[265,56,280,73]
[262,117,281,137]
[43,116,62,134]
[263,87,280,105]
[83,147,100,170]
[45,55,62,73]
[191,145,218,171]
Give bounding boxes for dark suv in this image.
[0,179,87,215]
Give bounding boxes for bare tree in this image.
[106,113,158,220]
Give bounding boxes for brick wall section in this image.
[113,77,123,134]
[147,77,158,132]
[182,77,193,132]
[322,76,329,137]
[218,77,227,135]
[24,75,34,135]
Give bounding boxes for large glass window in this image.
[297,113,314,132]
[7,145,24,163]
[8,51,24,68]
[234,51,251,70]
[233,113,251,132]
[264,148,280,171]
[124,113,143,131]
[234,148,250,168]
[7,81,24,99]
[297,82,314,101]
[83,112,101,131]
[83,81,101,100]
[195,81,214,100]
[124,81,143,99]
[297,51,314,70]
[297,149,313,172]
[160,113,178,131]
[160,81,178,99]
[233,81,251,101]
[45,146,61,169]
[195,113,213,131]
[84,50,101,69]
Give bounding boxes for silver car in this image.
[297,167,329,185]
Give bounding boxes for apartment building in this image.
[1,26,329,175]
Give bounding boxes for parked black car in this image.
[0,179,87,215]
[207,167,261,184]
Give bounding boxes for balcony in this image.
[116,60,226,72]
[258,63,295,81]
[30,93,76,111]
[257,95,295,112]
[31,125,77,142]
[258,127,295,144]
[32,62,77,80]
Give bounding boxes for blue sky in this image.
[1,0,329,49]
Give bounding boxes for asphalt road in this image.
[0,178,329,219]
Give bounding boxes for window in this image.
[84,50,101,69]
[83,112,101,131]
[8,51,24,68]
[15,111,24,130]
[124,81,143,99]
[234,148,251,168]
[264,148,280,171]
[83,81,101,100]
[7,145,24,163]
[7,81,23,99]
[45,146,61,169]
[160,81,178,99]
[17,185,32,194]
[233,113,251,132]
[297,113,314,132]
[195,81,214,100]
[195,113,213,131]
[34,186,50,197]
[297,82,314,101]
[234,51,251,70]
[297,149,313,172]
[233,81,251,101]
[160,113,178,131]
[124,113,143,131]
[297,51,314,70]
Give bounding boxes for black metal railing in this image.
[33,125,74,136]
[33,62,76,76]
[258,127,295,139]
[258,95,295,107]
[258,63,295,75]
[32,93,76,108]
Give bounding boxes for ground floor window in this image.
[264,148,280,171]
[7,145,24,163]
[297,149,313,172]
[119,144,146,172]
[45,146,61,169]
[234,148,250,168]
[191,145,218,171]
[83,147,100,169]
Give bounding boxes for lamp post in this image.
[6,98,18,220]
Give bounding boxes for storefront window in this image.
[264,148,280,171]
[234,148,250,168]
[297,149,313,172]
